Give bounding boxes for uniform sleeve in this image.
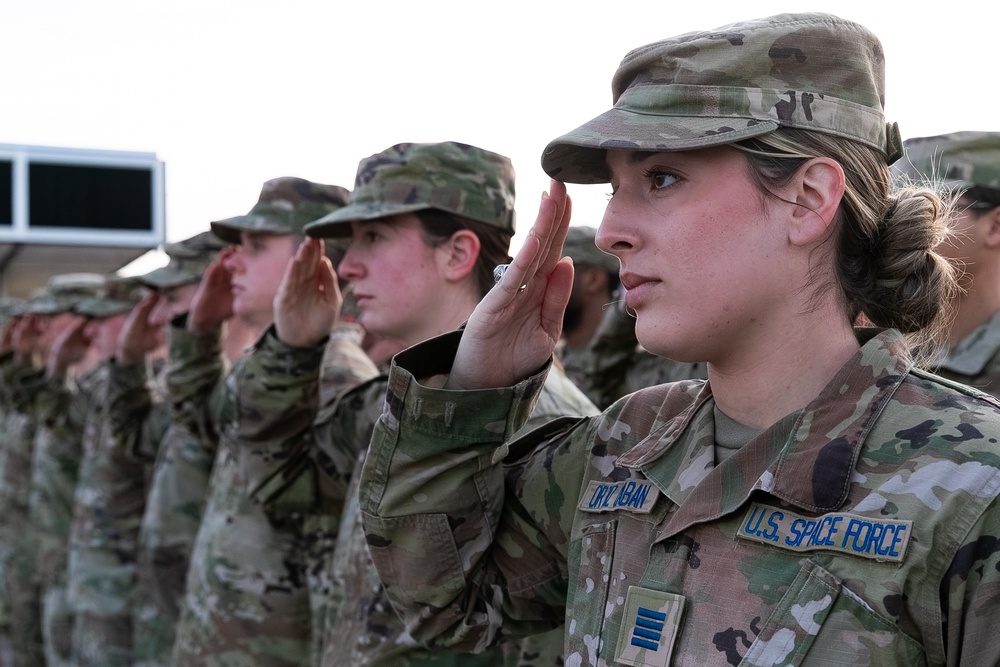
[35,376,72,429]
[359,332,580,652]
[943,495,1000,666]
[10,363,46,413]
[166,320,226,432]
[30,382,88,587]
[238,326,379,514]
[232,326,328,444]
[163,323,237,506]
[107,359,172,462]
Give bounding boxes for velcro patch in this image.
[614,585,685,667]
[736,502,912,563]
[578,479,660,514]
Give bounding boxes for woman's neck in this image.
[400,284,482,349]
[707,309,860,430]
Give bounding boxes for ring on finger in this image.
[493,263,527,292]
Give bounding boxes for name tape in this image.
[578,479,661,514]
[736,502,912,563]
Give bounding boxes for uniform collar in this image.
[937,310,1000,376]
[618,329,912,531]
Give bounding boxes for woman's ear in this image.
[979,206,1000,250]
[787,157,846,247]
[440,229,482,282]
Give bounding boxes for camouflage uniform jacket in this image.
[66,359,144,617]
[361,328,1000,667]
[0,359,46,664]
[0,359,45,546]
[240,327,597,666]
[31,367,104,589]
[170,322,377,666]
[0,359,46,588]
[932,309,1000,400]
[561,301,705,409]
[106,357,192,666]
[0,365,45,553]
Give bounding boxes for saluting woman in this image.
[359,12,1000,667]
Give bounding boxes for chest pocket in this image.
[741,559,926,667]
[566,520,616,666]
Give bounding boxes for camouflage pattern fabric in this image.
[103,358,185,667]
[64,359,147,666]
[24,273,106,316]
[126,228,226,663]
[139,230,229,290]
[561,300,706,409]
[541,12,903,185]
[361,328,1000,666]
[239,325,597,666]
[931,309,1000,400]
[170,321,377,666]
[0,353,12,635]
[211,177,351,244]
[30,366,103,667]
[892,131,1000,192]
[131,397,222,666]
[305,141,516,238]
[0,361,46,666]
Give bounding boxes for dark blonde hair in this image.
[735,129,959,365]
[414,209,513,298]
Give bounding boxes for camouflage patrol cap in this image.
[304,142,516,238]
[892,131,1000,193]
[24,273,106,315]
[542,12,904,184]
[563,225,618,273]
[139,230,228,289]
[211,177,351,243]
[74,276,147,318]
[0,297,25,327]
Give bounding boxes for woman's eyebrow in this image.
[629,151,660,164]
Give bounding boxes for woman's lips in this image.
[619,272,659,310]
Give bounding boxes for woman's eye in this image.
[645,169,677,190]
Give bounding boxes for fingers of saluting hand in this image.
[280,238,331,298]
[130,291,159,324]
[207,249,236,289]
[493,181,572,305]
[286,237,320,288]
[535,181,573,277]
[317,256,340,305]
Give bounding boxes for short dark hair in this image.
[413,209,513,298]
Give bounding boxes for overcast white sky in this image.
[1,0,996,272]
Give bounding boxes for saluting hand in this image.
[274,237,342,348]
[117,292,163,365]
[188,248,236,333]
[46,316,91,380]
[12,314,43,363]
[447,180,575,390]
[0,317,19,354]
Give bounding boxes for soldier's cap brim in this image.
[137,266,201,289]
[542,109,779,184]
[210,215,293,244]
[304,201,437,238]
[73,299,136,317]
[22,300,68,315]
